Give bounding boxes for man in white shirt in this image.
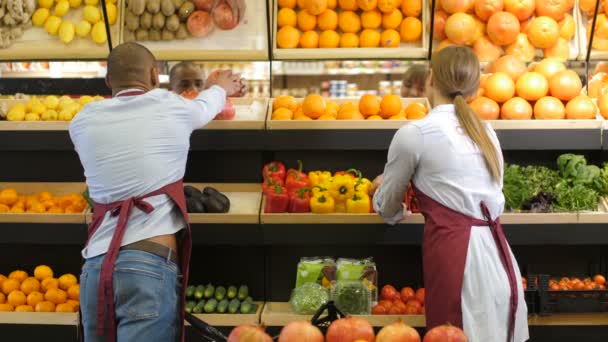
[169,61,247,97]
[70,42,240,342]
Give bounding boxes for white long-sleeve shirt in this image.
[374,104,505,225]
[70,86,226,258]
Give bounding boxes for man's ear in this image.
[105,75,112,91]
[151,67,160,88]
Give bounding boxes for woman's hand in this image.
[370,174,383,196]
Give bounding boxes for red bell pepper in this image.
[288,187,311,213]
[264,185,289,213]
[262,175,284,195]
[262,161,286,181]
[405,183,421,213]
[286,161,309,193]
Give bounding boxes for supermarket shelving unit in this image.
[1,1,608,341]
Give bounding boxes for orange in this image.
[67,299,80,311]
[10,206,25,213]
[470,96,500,120]
[318,113,337,120]
[381,29,400,47]
[15,304,34,312]
[327,0,337,9]
[565,95,597,120]
[599,93,608,119]
[273,108,294,121]
[27,202,46,213]
[56,303,75,312]
[382,9,402,29]
[0,188,19,206]
[501,97,533,119]
[580,0,597,16]
[434,10,448,40]
[488,54,526,82]
[404,102,428,118]
[504,0,535,21]
[402,0,421,17]
[528,16,559,49]
[48,206,64,213]
[400,17,422,42]
[38,191,53,202]
[559,13,575,40]
[318,9,338,30]
[41,278,59,292]
[279,0,297,8]
[361,9,382,29]
[594,274,606,286]
[35,301,56,312]
[473,17,486,42]
[367,115,383,120]
[388,113,406,120]
[339,0,359,10]
[25,196,40,210]
[485,72,515,103]
[320,30,340,47]
[300,30,319,48]
[9,270,28,283]
[27,291,44,307]
[7,290,26,307]
[535,0,567,21]
[549,70,582,101]
[505,33,536,62]
[302,94,327,119]
[378,0,399,13]
[326,101,339,117]
[357,0,377,11]
[45,288,67,304]
[338,101,358,115]
[0,303,14,312]
[534,58,566,80]
[486,11,520,46]
[294,113,312,120]
[445,13,477,45]
[437,39,458,52]
[339,11,361,33]
[277,26,301,48]
[278,8,297,28]
[473,36,503,62]
[380,94,403,118]
[42,200,56,210]
[297,10,317,31]
[360,29,381,47]
[306,0,328,15]
[337,108,365,120]
[20,277,41,295]
[359,94,381,116]
[441,0,474,14]
[340,32,359,47]
[520,17,533,33]
[534,96,565,120]
[0,204,9,213]
[0,292,4,304]
[273,95,298,112]
[543,37,569,60]
[474,0,503,21]
[515,72,549,101]
[0,274,7,287]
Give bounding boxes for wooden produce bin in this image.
[189,302,264,327]
[261,302,426,327]
[272,2,429,60]
[0,1,121,60]
[204,98,269,130]
[0,312,77,326]
[0,183,87,224]
[119,1,268,60]
[266,97,431,130]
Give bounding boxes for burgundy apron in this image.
[414,186,518,341]
[78,90,192,342]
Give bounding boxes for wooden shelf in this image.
[273,68,408,76]
[528,313,608,326]
[489,119,603,130]
[188,303,264,327]
[203,98,269,130]
[0,312,77,325]
[0,182,87,224]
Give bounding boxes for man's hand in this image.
[226,0,246,21]
[207,70,241,97]
[370,174,383,196]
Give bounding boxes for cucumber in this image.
[227,285,237,299]
[204,298,218,313]
[240,301,253,314]
[215,286,226,301]
[185,301,196,313]
[237,285,249,301]
[228,299,240,314]
[204,284,215,299]
[217,299,229,314]
[186,285,196,298]
[194,285,205,300]
[244,296,253,303]
[193,301,206,314]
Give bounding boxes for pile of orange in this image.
[0,188,86,214]
[277,0,423,49]
[582,0,608,50]
[272,94,428,121]
[470,57,597,120]
[0,265,79,313]
[548,274,606,291]
[434,0,577,61]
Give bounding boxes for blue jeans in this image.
[80,250,182,342]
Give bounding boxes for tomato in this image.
[594,275,606,286]
[400,287,416,302]
[388,306,402,315]
[381,285,399,301]
[404,305,419,315]
[406,299,422,311]
[415,288,425,305]
[549,283,559,291]
[379,300,393,310]
[372,304,388,315]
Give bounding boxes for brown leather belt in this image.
[121,240,178,264]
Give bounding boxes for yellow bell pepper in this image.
[312,183,330,195]
[309,171,332,187]
[355,178,372,195]
[334,199,346,213]
[310,193,335,214]
[347,192,371,213]
[329,174,355,202]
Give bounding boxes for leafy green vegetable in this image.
[289,282,329,314]
[554,181,599,212]
[594,163,608,195]
[331,281,371,315]
[503,164,559,210]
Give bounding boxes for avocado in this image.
[203,187,231,209]
[204,299,218,313]
[227,286,237,299]
[237,285,249,301]
[193,300,206,314]
[185,301,196,313]
[186,285,195,298]
[240,301,253,314]
[217,299,229,314]
[187,197,206,213]
[204,284,215,299]
[194,285,205,300]
[228,299,240,314]
[244,296,253,303]
[215,286,226,301]
[184,185,202,198]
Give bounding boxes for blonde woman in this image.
[372,46,529,342]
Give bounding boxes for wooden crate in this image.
[119,1,268,60]
[266,97,431,130]
[0,1,121,60]
[86,183,262,224]
[0,182,87,224]
[272,1,429,60]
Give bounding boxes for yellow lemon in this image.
[91,22,107,44]
[25,113,41,121]
[69,0,82,8]
[78,95,94,106]
[105,3,117,25]
[38,0,54,9]
[41,110,58,121]
[32,8,50,27]
[58,110,74,121]
[58,96,74,110]
[59,21,75,44]
[7,104,26,121]
[43,96,59,109]
[44,16,62,35]
[75,20,91,37]
[83,5,101,24]
[54,0,70,17]
[84,0,98,4]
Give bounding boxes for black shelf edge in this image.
[496,129,601,150]
[190,223,263,245]
[0,223,87,245]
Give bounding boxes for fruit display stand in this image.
[119,1,269,60]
